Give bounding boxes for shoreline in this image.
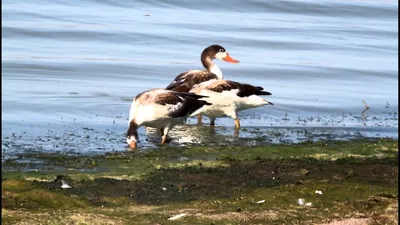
[2,138,398,224]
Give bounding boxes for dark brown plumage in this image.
[205,80,272,97]
[167,92,211,118]
[165,71,219,92]
[133,89,211,117]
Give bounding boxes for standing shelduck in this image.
[165,44,239,124]
[189,80,273,130]
[126,89,211,149]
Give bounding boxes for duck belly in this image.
[199,105,232,118]
[133,104,185,129]
[190,90,239,117]
[142,117,184,129]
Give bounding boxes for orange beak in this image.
[129,141,137,149]
[222,53,239,64]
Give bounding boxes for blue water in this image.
[2,0,398,155]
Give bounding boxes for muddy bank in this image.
[2,138,398,224]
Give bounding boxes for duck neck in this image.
[127,120,139,139]
[201,56,223,79]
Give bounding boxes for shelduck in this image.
[165,44,239,124]
[126,89,211,149]
[189,80,273,130]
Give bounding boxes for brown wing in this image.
[154,92,183,105]
[153,91,211,118]
[153,91,210,105]
[206,80,272,97]
[165,70,219,92]
[134,89,154,104]
[206,80,241,93]
[167,92,211,118]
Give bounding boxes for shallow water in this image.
[2,0,398,156]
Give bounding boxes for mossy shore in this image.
[2,138,398,225]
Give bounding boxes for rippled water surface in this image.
[2,0,398,156]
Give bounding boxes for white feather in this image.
[190,89,269,119]
[209,65,223,79]
[215,51,227,60]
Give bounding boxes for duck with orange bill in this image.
[126,89,211,149]
[165,44,239,124]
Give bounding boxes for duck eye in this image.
[219,49,224,52]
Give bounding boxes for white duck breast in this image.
[189,80,273,128]
[126,88,211,149]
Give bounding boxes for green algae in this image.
[2,138,398,224]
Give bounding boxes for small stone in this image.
[300,169,309,176]
[168,213,187,221]
[61,180,71,189]
[345,170,354,178]
[255,200,265,204]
